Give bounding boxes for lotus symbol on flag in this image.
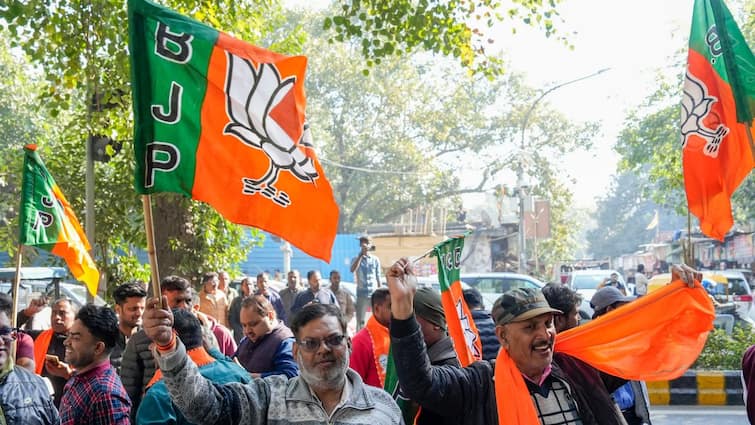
[223,52,318,207]
[456,298,481,359]
[680,71,729,158]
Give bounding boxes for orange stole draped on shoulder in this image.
[33,328,54,375]
[146,346,216,389]
[365,315,390,387]
[495,280,715,424]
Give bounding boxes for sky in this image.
[468,0,696,209]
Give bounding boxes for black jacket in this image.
[471,309,500,361]
[119,328,155,421]
[391,314,627,425]
[0,367,58,425]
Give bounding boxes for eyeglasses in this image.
[0,327,19,343]
[296,334,346,352]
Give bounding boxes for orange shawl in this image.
[146,346,216,389]
[33,328,54,375]
[365,315,390,386]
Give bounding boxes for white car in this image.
[567,269,629,312]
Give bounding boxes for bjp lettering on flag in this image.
[128,0,338,262]
[434,236,482,366]
[19,144,100,296]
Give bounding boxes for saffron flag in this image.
[495,280,715,424]
[128,0,339,261]
[433,236,482,366]
[19,145,100,296]
[681,0,755,241]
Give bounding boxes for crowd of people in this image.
[0,247,738,425]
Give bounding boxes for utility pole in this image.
[517,67,610,274]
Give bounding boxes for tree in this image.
[303,24,597,240]
[324,0,570,76]
[0,1,307,286]
[0,35,48,261]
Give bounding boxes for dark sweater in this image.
[391,314,627,425]
[471,309,500,361]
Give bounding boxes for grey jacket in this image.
[156,340,402,424]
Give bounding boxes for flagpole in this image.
[747,124,755,162]
[11,246,22,328]
[142,195,161,300]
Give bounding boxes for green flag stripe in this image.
[20,149,63,248]
[689,0,755,123]
[129,0,217,194]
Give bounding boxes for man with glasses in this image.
[143,301,402,423]
[0,309,58,424]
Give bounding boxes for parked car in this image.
[567,269,629,301]
[0,267,106,310]
[460,272,594,322]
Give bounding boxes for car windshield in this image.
[571,274,609,290]
[712,277,749,296]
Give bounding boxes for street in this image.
[650,406,746,424]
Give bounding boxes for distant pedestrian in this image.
[198,272,230,328]
[279,270,301,326]
[255,272,287,324]
[290,271,338,315]
[635,265,649,296]
[228,276,252,344]
[350,236,382,330]
[329,270,356,326]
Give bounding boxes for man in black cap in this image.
[386,257,634,425]
[590,286,636,319]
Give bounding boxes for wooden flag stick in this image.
[142,195,161,300]
[747,124,755,163]
[11,245,22,328]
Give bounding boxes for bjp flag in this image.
[19,145,100,296]
[681,0,754,241]
[128,0,338,261]
[434,235,482,366]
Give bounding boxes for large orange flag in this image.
[681,0,754,240]
[128,0,339,261]
[495,280,715,424]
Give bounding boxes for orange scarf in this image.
[364,315,390,387]
[146,346,216,389]
[495,280,715,424]
[33,329,54,375]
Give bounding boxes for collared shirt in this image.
[59,360,131,425]
[356,254,382,296]
[199,290,230,328]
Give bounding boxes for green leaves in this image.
[324,0,568,77]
